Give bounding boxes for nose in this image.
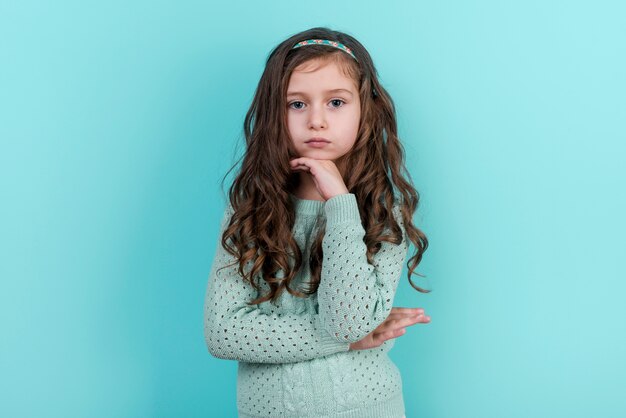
[307,104,327,130]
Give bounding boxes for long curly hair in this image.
[218,27,429,305]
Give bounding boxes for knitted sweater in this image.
[203,193,410,418]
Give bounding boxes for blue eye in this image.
[289,101,305,110]
[288,99,347,110]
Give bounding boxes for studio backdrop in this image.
[1,1,624,417]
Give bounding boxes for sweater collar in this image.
[289,193,325,216]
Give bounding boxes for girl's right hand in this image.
[349,307,431,351]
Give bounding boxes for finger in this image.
[388,310,424,318]
[386,311,426,321]
[404,314,430,324]
[291,158,326,175]
[291,165,310,171]
[293,163,317,176]
[390,307,424,315]
[290,157,316,167]
[375,327,406,343]
[381,314,429,332]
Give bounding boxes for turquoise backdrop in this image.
[1,1,624,417]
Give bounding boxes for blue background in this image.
[1,1,624,417]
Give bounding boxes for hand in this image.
[349,307,431,351]
[289,157,349,201]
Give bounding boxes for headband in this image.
[291,39,358,61]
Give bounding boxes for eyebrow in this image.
[286,88,354,98]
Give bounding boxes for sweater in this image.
[203,192,410,418]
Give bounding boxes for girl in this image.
[204,27,430,418]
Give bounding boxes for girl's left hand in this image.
[349,307,431,351]
[289,157,349,201]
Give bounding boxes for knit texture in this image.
[204,193,410,418]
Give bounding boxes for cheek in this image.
[286,114,298,136]
[287,111,304,125]
[347,110,361,137]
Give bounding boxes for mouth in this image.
[305,137,330,143]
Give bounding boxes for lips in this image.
[305,137,330,143]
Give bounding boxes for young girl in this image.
[204,27,430,418]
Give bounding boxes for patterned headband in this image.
[291,39,358,61]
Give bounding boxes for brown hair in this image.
[218,27,429,305]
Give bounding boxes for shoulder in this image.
[390,198,405,222]
[388,199,410,239]
[218,200,236,230]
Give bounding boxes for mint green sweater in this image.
[204,193,410,418]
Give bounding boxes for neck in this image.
[292,172,325,201]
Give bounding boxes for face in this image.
[286,58,361,165]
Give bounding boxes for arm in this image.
[203,205,351,364]
[317,193,410,343]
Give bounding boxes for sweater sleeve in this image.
[203,204,351,364]
[317,193,410,344]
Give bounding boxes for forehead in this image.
[287,58,358,94]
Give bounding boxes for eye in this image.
[288,101,305,110]
[330,99,345,108]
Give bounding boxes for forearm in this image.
[203,206,351,364]
[204,297,351,364]
[317,194,409,343]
